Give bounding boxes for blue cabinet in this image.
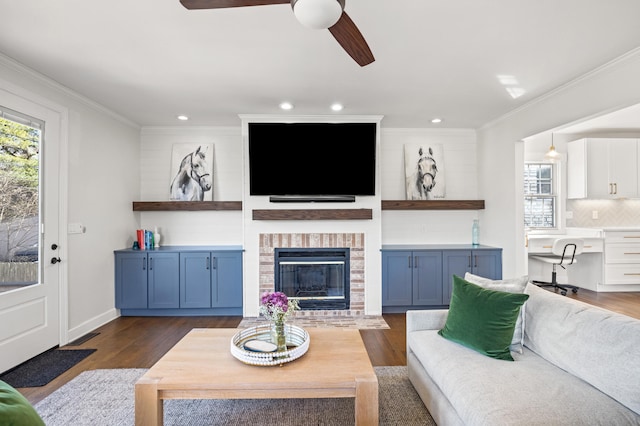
[381,245,502,312]
[382,250,443,308]
[442,249,502,304]
[115,251,179,309]
[180,251,243,309]
[115,246,243,316]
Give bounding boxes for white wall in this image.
[139,127,243,245]
[478,49,640,278]
[381,128,479,244]
[0,54,141,342]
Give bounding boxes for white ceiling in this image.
[1,0,640,129]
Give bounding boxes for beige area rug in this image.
[34,367,434,425]
[238,315,390,330]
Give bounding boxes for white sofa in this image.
[407,283,640,425]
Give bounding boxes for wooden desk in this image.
[135,328,378,425]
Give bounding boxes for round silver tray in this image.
[230,324,310,366]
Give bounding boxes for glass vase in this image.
[272,320,287,352]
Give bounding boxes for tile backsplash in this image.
[566,199,640,228]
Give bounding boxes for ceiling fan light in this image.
[292,0,344,30]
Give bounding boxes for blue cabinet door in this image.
[180,252,212,308]
[148,253,180,309]
[413,251,443,305]
[442,250,472,304]
[115,252,148,309]
[211,251,243,308]
[472,249,502,280]
[381,251,413,306]
[442,249,503,304]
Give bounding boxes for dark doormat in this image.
[0,348,96,388]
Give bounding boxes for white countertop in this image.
[527,227,604,240]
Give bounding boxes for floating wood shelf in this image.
[132,201,242,211]
[381,200,485,210]
[253,209,373,221]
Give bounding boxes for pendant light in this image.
[545,133,560,161]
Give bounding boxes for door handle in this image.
[51,257,61,264]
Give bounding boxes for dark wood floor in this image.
[16,288,640,404]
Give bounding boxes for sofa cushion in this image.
[408,329,640,425]
[438,275,529,361]
[0,380,45,426]
[464,272,528,353]
[524,283,640,414]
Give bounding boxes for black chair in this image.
[531,238,584,296]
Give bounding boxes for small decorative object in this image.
[230,324,310,366]
[259,291,299,352]
[132,241,140,250]
[154,227,161,248]
[472,219,480,246]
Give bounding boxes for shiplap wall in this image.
[139,127,243,245]
[381,128,480,244]
[138,126,479,247]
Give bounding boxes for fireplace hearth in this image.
[274,248,350,310]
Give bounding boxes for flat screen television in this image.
[248,122,376,199]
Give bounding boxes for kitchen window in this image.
[524,163,556,228]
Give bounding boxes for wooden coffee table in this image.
[135,328,378,425]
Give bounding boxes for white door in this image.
[0,88,65,373]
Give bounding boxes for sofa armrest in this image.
[406,309,449,333]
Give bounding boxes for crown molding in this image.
[480,46,640,131]
[0,52,140,130]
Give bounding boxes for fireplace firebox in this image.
[274,248,350,310]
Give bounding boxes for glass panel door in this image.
[0,112,41,292]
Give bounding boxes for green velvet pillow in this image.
[438,275,529,361]
[0,380,45,426]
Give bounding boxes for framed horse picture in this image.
[169,144,214,201]
[404,143,445,200]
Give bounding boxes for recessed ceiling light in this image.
[431,118,442,124]
[177,115,189,121]
[497,75,519,85]
[331,103,343,111]
[279,102,294,110]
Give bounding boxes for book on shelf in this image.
[136,229,155,250]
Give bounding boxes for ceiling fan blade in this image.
[328,12,375,67]
[180,0,289,10]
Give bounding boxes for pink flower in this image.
[259,291,299,321]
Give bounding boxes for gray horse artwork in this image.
[405,144,445,200]
[170,145,212,201]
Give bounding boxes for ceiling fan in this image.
[179,0,375,66]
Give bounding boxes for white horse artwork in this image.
[405,144,445,200]
[169,145,213,201]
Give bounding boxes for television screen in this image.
[248,122,376,197]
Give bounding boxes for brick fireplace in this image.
[259,233,365,316]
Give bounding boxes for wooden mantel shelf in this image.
[132,200,483,212]
[381,200,485,210]
[253,209,373,221]
[132,201,242,211]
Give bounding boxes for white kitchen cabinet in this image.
[604,231,640,285]
[567,138,639,199]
